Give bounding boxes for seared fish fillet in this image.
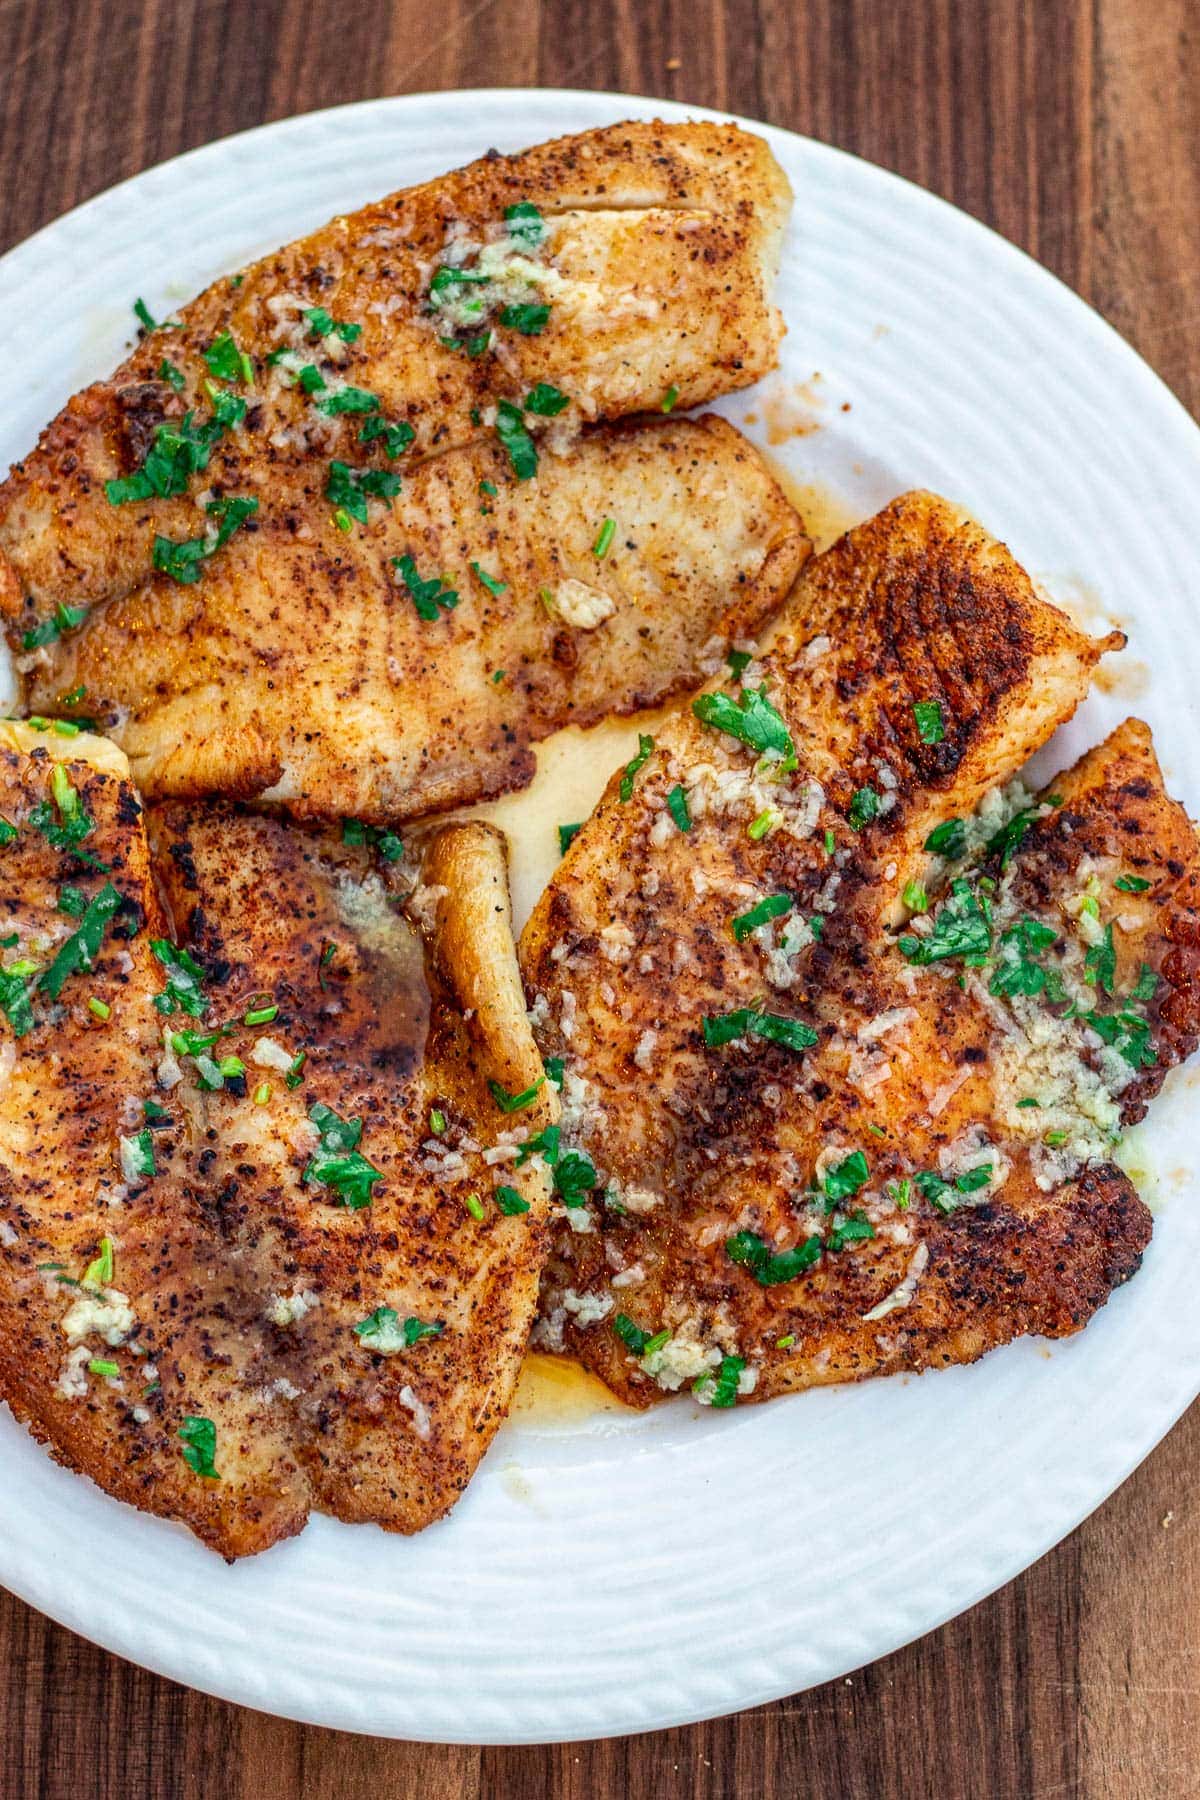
[24,416,808,821]
[0,725,554,1555]
[0,120,790,620]
[518,493,1200,1407]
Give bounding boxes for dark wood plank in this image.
[0,1,1197,1795]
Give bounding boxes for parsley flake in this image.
[666,784,692,833]
[39,882,123,1003]
[495,399,538,478]
[848,786,881,829]
[392,554,458,622]
[913,700,945,744]
[702,1008,818,1053]
[618,734,655,802]
[488,1075,546,1113]
[303,1101,383,1209]
[524,382,569,416]
[732,892,792,942]
[728,1229,823,1286]
[178,1416,219,1479]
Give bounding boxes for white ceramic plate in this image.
[2,89,1199,1745]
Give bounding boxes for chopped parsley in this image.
[613,1314,670,1357]
[1115,874,1152,894]
[121,1128,157,1180]
[694,1354,745,1407]
[821,1150,869,1205]
[988,916,1059,998]
[727,1229,822,1285]
[494,1185,531,1216]
[304,307,361,342]
[544,1056,564,1088]
[898,879,991,967]
[133,297,160,332]
[392,554,458,622]
[692,686,794,762]
[326,462,401,525]
[178,1416,219,1479]
[702,1008,818,1053]
[439,329,492,357]
[158,357,185,390]
[827,1209,875,1252]
[203,329,253,384]
[21,601,88,651]
[924,817,967,859]
[488,1075,546,1113]
[153,495,258,584]
[618,733,654,802]
[913,700,945,744]
[553,1150,598,1207]
[524,382,569,416]
[354,1307,443,1352]
[666,784,692,833]
[316,385,380,416]
[727,648,753,680]
[0,819,16,847]
[503,201,545,245]
[29,764,106,868]
[516,1122,560,1167]
[150,940,208,1017]
[471,562,507,596]
[500,303,551,335]
[303,1102,383,1209]
[1084,1008,1156,1069]
[495,399,538,479]
[1130,963,1158,1003]
[916,1165,994,1213]
[848,786,881,829]
[732,892,792,942]
[341,818,404,860]
[986,807,1038,869]
[358,414,415,458]
[1084,922,1117,995]
[557,822,582,855]
[0,960,35,1036]
[105,396,245,506]
[40,882,123,1003]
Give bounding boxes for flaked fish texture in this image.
[0,119,791,621]
[22,416,808,822]
[518,493,1200,1408]
[0,723,555,1555]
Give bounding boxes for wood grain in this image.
[1,1,1198,1795]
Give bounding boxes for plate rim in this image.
[0,84,1198,1743]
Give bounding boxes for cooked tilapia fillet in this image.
[24,416,808,821]
[518,494,1199,1408]
[0,727,553,1555]
[0,120,790,620]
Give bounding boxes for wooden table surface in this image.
[1,1,1197,1794]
